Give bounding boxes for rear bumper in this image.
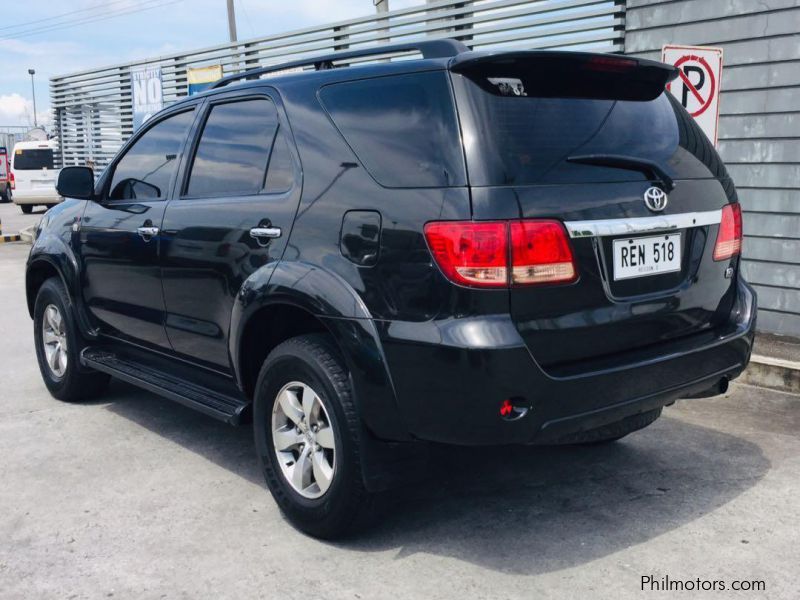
[375,278,756,445]
[13,191,62,205]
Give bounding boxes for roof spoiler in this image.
[449,51,678,101]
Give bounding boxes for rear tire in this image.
[555,408,663,445]
[33,277,110,402]
[21,204,33,214]
[253,333,373,539]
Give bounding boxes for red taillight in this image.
[713,204,743,261]
[9,171,14,190]
[424,219,577,288]
[510,220,577,285]
[423,221,507,287]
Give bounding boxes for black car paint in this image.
[28,51,755,448]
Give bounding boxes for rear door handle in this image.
[250,227,282,240]
[137,226,159,240]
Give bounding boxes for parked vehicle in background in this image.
[11,140,61,213]
[0,147,10,202]
[27,40,755,539]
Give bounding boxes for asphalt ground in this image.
[0,201,798,599]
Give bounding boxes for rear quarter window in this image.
[319,71,466,188]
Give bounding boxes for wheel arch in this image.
[27,244,97,342]
[230,261,412,441]
[26,257,70,318]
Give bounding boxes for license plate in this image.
[612,233,681,280]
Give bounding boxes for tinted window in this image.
[14,149,54,170]
[187,99,278,197]
[455,74,717,186]
[264,129,294,193]
[109,110,194,200]
[320,72,466,188]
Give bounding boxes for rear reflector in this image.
[713,204,743,261]
[424,219,577,288]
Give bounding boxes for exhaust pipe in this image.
[682,377,729,399]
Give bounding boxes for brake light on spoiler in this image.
[424,220,577,288]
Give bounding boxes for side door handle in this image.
[137,226,159,241]
[250,226,282,241]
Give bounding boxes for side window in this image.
[186,98,280,197]
[264,129,294,193]
[108,110,195,200]
[319,71,466,188]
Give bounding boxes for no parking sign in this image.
[662,45,723,146]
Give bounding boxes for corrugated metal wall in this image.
[625,0,800,337]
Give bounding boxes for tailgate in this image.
[504,180,737,370]
[451,51,740,371]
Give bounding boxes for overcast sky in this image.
[0,0,424,127]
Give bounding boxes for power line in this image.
[237,0,257,38]
[2,0,175,39]
[0,0,186,41]
[0,0,153,33]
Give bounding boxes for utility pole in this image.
[28,68,37,127]
[374,0,388,43]
[226,0,238,43]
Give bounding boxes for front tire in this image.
[21,204,33,214]
[253,334,373,539]
[33,278,110,402]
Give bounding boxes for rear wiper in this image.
[567,154,675,191]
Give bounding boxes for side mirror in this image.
[57,166,96,200]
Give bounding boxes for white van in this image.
[10,140,62,214]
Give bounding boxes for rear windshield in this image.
[14,148,55,170]
[453,74,721,186]
[320,71,466,188]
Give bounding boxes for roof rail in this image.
[211,39,469,89]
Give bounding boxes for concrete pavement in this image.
[0,201,798,599]
[0,200,46,237]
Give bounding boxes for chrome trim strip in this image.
[564,209,722,238]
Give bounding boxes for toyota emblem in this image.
[644,186,668,212]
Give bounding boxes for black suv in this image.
[28,40,755,538]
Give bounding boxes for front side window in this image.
[108,109,195,200]
[186,98,280,197]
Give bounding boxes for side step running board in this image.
[80,347,249,425]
